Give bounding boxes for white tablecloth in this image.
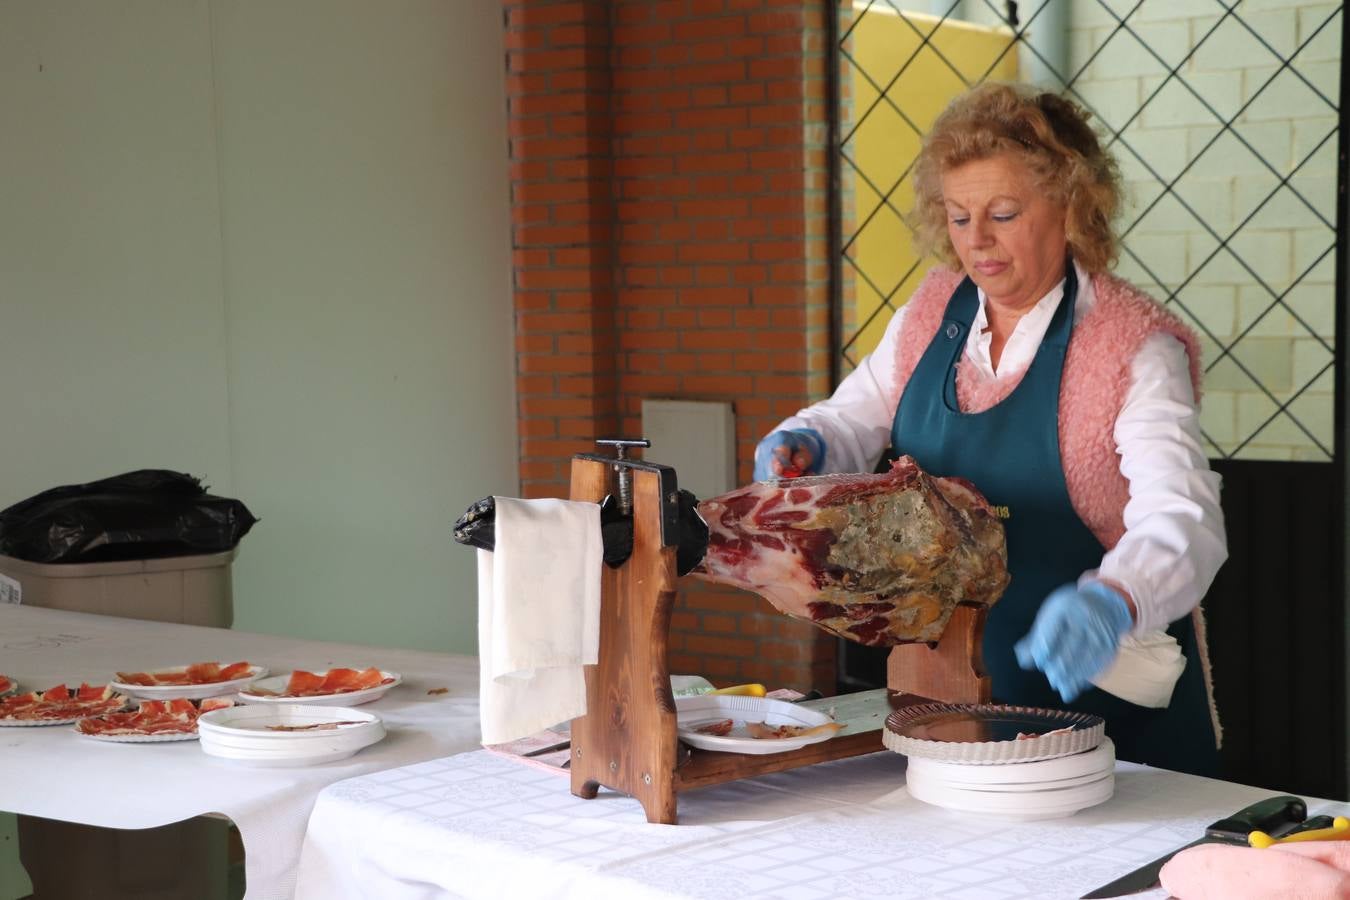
[0,605,481,900]
[295,748,1350,900]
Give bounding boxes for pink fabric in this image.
[889,266,1202,551]
[1159,842,1350,899]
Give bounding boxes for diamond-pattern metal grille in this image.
[834,0,1343,461]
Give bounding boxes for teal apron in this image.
[891,269,1218,777]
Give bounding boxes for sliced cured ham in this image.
[745,721,845,740]
[244,668,393,698]
[216,662,253,681]
[200,696,235,713]
[263,720,364,732]
[0,683,127,723]
[41,684,71,703]
[316,668,386,693]
[694,456,1010,646]
[284,670,328,695]
[114,661,255,687]
[185,662,222,683]
[75,683,107,701]
[76,697,235,736]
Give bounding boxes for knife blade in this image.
[1080,794,1307,898]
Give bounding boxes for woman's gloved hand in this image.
[752,429,825,481]
[1014,581,1133,702]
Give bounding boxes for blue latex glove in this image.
[752,429,825,481]
[1014,581,1133,703]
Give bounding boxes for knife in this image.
[1080,794,1307,898]
[520,738,571,757]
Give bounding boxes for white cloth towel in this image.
[1091,630,1188,708]
[476,496,602,745]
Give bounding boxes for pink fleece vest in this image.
[888,267,1203,551]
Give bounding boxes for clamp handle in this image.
[596,438,650,457]
[596,438,650,514]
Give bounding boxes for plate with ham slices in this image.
[237,668,401,706]
[76,697,236,742]
[675,695,844,755]
[110,661,267,700]
[0,684,128,726]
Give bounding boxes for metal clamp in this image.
[595,438,650,515]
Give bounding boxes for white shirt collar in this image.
[969,259,1093,378]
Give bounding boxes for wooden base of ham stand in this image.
[568,453,992,825]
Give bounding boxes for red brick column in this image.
[504,0,836,692]
[505,0,619,497]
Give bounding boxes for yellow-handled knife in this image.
[1250,816,1350,848]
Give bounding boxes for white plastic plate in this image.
[77,728,199,743]
[197,704,384,767]
[906,766,1115,820]
[883,703,1104,764]
[203,745,375,767]
[676,695,840,755]
[0,714,89,727]
[0,689,129,727]
[237,671,401,707]
[905,739,1116,788]
[110,665,267,701]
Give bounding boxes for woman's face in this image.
[941,153,1068,314]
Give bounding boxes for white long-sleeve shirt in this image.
[776,262,1227,637]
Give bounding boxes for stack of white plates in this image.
[905,738,1116,820]
[197,704,385,767]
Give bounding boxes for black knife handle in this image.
[1206,795,1306,841]
[1283,814,1337,836]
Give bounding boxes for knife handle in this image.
[1206,795,1307,841]
[1250,816,1350,849]
[1288,815,1339,834]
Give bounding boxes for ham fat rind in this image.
[693,457,1010,646]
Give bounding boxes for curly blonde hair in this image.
[911,83,1123,274]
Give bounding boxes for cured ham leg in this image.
[451,455,1006,646]
[693,457,1009,646]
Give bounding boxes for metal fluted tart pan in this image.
[883,703,1105,764]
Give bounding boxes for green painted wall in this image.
[0,2,516,895]
[208,1,518,651]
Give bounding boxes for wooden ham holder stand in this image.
[568,451,992,825]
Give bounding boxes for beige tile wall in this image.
[1067,0,1339,460]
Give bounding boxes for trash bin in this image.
[0,548,237,627]
[0,468,254,627]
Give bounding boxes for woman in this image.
[754,84,1227,776]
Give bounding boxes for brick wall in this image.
[505,0,619,490]
[503,0,837,692]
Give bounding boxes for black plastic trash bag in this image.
[0,469,258,564]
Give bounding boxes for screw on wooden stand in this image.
[596,438,650,515]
